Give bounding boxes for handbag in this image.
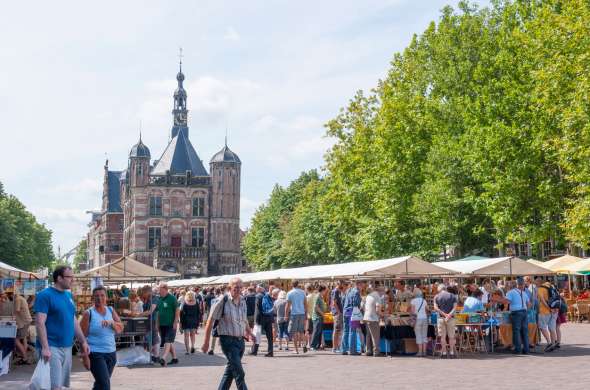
[409,298,425,327]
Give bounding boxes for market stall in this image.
[76,256,179,348]
[433,256,554,277]
[0,261,43,376]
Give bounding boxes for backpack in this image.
[558,297,568,315]
[262,293,274,315]
[542,285,561,310]
[212,295,228,338]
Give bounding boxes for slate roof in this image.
[151,126,209,176]
[210,144,241,164]
[107,171,123,212]
[129,139,151,158]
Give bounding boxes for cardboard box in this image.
[402,338,418,355]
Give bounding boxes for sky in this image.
[0,0,489,256]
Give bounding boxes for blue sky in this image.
[0,0,488,255]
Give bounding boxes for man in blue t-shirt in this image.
[286,280,307,354]
[496,277,532,354]
[35,266,89,390]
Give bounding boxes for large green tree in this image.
[243,0,590,270]
[0,189,55,271]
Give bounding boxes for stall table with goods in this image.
[382,313,436,355]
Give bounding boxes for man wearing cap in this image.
[496,277,532,354]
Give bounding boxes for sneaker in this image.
[207,350,214,355]
[285,347,289,351]
[185,351,190,355]
[554,342,561,349]
[151,356,159,363]
[341,351,348,356]
[264,352,274,357]
[169,358,179,365]
[191,347,195,354]
[544,343,555,353]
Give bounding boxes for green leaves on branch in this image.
[244,0,590,270]
[0,181,55,271]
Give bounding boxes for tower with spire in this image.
[87,53,243,277]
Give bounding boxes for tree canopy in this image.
[243,0,590,270]
[0,181,55,271]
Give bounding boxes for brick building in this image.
[87,64,242,277]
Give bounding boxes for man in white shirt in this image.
[363,284,383,356]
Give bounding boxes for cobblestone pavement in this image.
[3,323,589,390]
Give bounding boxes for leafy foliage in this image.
[72,239,87,272]
[0,182,55,271]
[243,0,590,269]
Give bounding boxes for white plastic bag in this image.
[116,346,151,367]
[29,360,51,390]
[252,324,262,344]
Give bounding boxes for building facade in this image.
[87,64,242,277]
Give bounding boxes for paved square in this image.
[3,324,589,389]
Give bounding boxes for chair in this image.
[574,303,589,322]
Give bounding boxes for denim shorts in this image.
[538,313,556,331]
[278,322,289,339]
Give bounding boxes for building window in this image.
[136,163,143,176]
[192,227,205,247]
[192,197,205,217]
[148,227,161,249]
[149,196,162,216]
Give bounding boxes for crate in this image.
[120,317,134,333]
[133,318,149,334]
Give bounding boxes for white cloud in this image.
[32,208,89,224]
[39,179,102,197]
[223,26,241,42]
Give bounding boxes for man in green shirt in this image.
[156,283,180,366]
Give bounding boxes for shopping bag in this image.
[29,360,51,390]
[253,324,262,344]
[116,346,151,367]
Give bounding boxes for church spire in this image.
[172,47,188,136]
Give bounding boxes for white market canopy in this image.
[77,256,179,281]
[167,276,221,287]
[434,256,554,276]
[539,255,583,273]
[0,260,40,279]
[203,256,451,285]
[526,259,549,268]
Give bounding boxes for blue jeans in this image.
[511,310,529,353]
[311,318,323,349]
[219,336,247,390]
[341,315,351,352]
[89,352,117,390]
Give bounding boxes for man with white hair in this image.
[433,283,458,358]
[202,277,253,390]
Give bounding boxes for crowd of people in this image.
[1,264,587,390]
